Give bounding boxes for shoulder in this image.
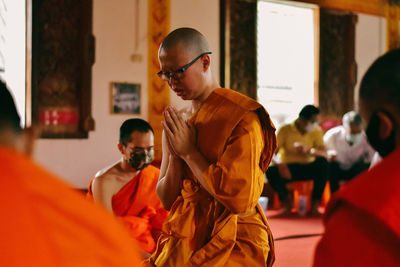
[277,123,291,134]
[93,162,121,185]
[324,126,342,137]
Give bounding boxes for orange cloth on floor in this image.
[149,88,277,266]
[87,165,168,254]
[314,148,400,266]
[0,147,142,267]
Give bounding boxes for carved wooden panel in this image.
[319,8,357,118]
[220,0,257,99]
[32,0,94,138]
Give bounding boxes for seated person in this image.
[0,80,142,266]
[324,111,375,193]
[87,119,168,255]
[266,105,328,215]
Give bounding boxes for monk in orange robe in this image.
[88,119,168,255]
[314,49,400,266]
[0,80,142,266]
[149,28,276,266]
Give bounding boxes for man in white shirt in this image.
[324,111,375,193]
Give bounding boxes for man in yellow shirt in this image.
[266,105,328,215]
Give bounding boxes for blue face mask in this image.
[365,111,396,158]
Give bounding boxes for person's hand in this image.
[327,150,337,161]
[293,142,308,155]
[277,163,292,180]
[162,106,197,158]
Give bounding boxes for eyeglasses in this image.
[127,146,155,154]
[157,52,212,81]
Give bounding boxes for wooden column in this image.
[386,1,400,50]
[147,0,170,162]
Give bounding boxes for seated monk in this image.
[0,79,142,266]
[87,119,168,255]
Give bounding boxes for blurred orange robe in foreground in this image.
[88,165,168,253]
[149,88,277,266]
[314,148,400,266]
[0,147,142,267]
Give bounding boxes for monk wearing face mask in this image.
[323,111,375,193]
[87,119,168,257]
[314,48,400,266]
[266,104,329,215]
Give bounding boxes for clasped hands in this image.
[162,106,197,159]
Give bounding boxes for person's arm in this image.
[161,107,213,196]
[156,130,184,210]
[92,176,114,212]
[310,128,328,158]
[163,107,272,214]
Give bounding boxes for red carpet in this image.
[267,210,324,267]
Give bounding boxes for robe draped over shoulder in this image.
[314,148,400,266]
[0,147,142,266]
[149,88,277,266]
[88,165,168,253]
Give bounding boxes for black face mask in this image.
[365,111,396,158]
[128,152,154,171]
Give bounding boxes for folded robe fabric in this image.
[88,165,168,253]
[314,148,400,266]
[0,147,142,267]
[149,88,277,267]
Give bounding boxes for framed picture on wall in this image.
[111,82,141,114]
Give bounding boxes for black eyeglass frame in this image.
[157,51,212,81]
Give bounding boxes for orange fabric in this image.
[0,147,142,267]
[149,88,277,266]
[314,148,400,266]
[87,165,168,254]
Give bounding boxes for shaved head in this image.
[0,79,21,134]
[359,48,400,115]
[159,27,210,57]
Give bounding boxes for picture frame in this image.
[111,82,141,114]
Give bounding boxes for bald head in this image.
[359,48,400,114]
[0,79,21,134]
[159,27,210,57]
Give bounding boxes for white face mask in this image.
[305,122,317,133]
[346,133,363,145]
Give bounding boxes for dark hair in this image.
[360,48,400,113]
[299,105,320,120]
[0,79,22,133]
[119,118,153,146]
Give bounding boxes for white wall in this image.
[33,0,219,188]
[0,0,26,126]
[354,13,386,108]
[32,2,384,189]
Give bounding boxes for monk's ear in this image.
[117,143,125,154]
[201,54,211,72]
[377,111,393,139]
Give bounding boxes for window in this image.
[257,0,319,129]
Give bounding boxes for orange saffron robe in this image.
[149,88,277,266]
[313,148,400,266]
[0,147,142,267]
[87,165,168,254]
